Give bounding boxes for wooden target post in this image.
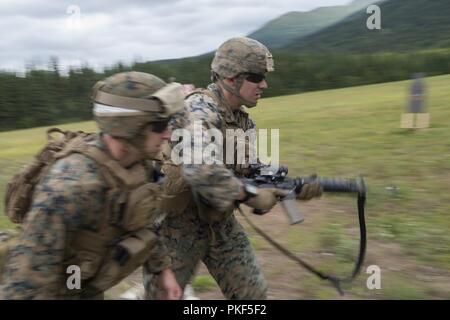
[401,73,429,129]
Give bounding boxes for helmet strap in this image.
[218,76,257,108]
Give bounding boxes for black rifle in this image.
[239,164,367,295]
[242,165,366,224]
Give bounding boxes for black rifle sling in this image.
[237,191,366,296]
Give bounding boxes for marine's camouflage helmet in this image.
[211,37,274,79]
[92,71,184,138]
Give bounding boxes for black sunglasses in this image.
[149,119,170,133]
[242,73,266,84]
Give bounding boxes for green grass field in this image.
[1,74,449,299]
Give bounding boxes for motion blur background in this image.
[0,0,449,299]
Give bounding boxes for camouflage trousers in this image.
[143,208,267,299]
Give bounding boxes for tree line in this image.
[1,49,449,131]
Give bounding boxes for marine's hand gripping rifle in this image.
[239,165,367,295]
[242,165,366,224]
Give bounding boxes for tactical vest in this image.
[2,130,164,298]
[161,87,255,223]
[192,87,255,177]
[156,141,194,219]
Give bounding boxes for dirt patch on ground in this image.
[106,201,450,300]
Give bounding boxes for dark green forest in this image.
[1,48,450,131]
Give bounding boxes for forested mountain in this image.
[283,0,450,53]
[248,0,379,48]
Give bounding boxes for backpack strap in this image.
[54,136,140,188]
[186,88,220,105]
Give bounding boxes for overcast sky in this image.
[0,0,353,73]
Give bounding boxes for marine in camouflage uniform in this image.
[0,72,184,299]
[144,37,322,299]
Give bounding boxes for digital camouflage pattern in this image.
[144,211,267,300]
[92,71,184,139]
[144,83,268,299]
[94,71,166,100]
[182,83,257,212]
[0,135,170,299]
[211,37,274,79]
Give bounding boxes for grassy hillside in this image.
[1,75,449,298]
[248,0,380,48]
[285,0,450,53]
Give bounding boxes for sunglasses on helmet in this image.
[242,73,266,84]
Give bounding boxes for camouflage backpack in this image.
[1,128,91,282]
[4,128,91,224]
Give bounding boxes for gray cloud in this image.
[0,0,352,72]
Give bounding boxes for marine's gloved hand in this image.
[245,188,289,212]
[297,181,323,200]
[155,269,182,300]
